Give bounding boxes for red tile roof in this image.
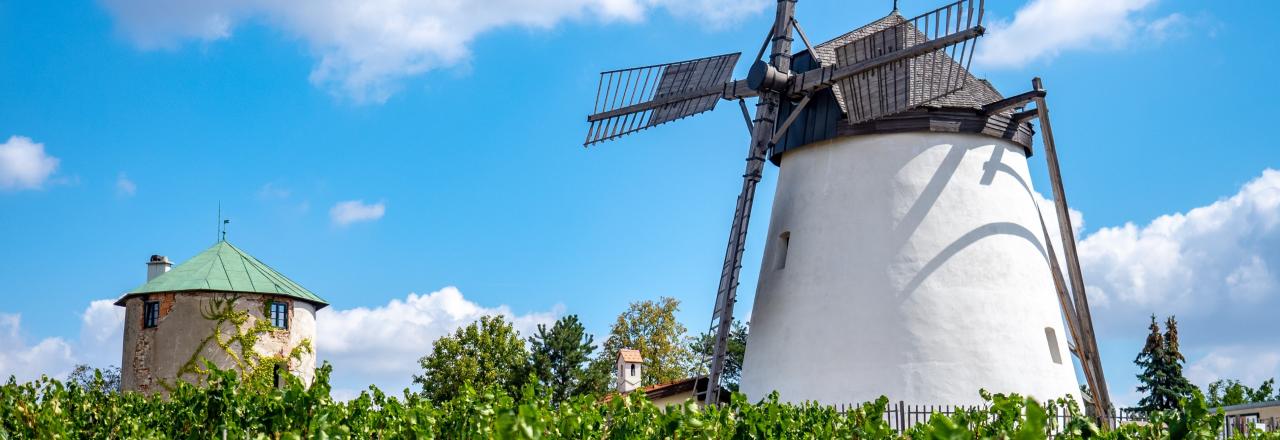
[618,349,643,363]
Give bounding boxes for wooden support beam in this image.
[770,94,813,146]
[982,90,1045,115]
[1032,77,1113,426]
[1010,108,1039,125]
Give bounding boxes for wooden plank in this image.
[981,89,1045,115]
[1032,77,1113,427]
[788,27,983,97]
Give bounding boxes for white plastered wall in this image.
[738,131,1080,405]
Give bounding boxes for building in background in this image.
[115,240,327,394]
[604,349,728,407]
[1223,401,1280,436]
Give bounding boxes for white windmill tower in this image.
[583,0,1112,422]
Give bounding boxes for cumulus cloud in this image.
[1079,169,1279,315]
[0,300,125,383]
[1066,169,1280,395]
[0,136,60,191]
[329,199,386,226]
[99,0,768,102]
[976,0,1188,69]
[116,172,137,197]
[1186,347,1280,387]
[317,286,561,395]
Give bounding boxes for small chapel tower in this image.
[615,348,643,393]
[115,240,328,394]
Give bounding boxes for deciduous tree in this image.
[413,315,530,402]
[689,319,749,392]
[1207,378,1277,407]
[590,297,695,392]
[66,364,121,393]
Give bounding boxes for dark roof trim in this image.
[771,107,1035,165]
[114,289,330,309]
[1222,400,1280,412]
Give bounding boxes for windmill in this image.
[584,0,1113,423]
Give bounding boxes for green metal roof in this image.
[115,241,328,308]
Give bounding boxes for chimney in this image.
[146,255,171,281]
[615,348,643,393]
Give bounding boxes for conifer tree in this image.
[1161,316,1197,401]
[1134,315,1196,413]
[527,315,597,403]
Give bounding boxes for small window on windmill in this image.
[143,301,160,328]
[1045,327,1063,364]
[270,301,288,329]
[776,231,791,270]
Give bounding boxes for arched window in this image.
[776,231,791,270]
[630,364,636,376]
[1045,327,1063,364]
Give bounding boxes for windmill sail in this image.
[818,0,984,123]
[585,52,741,146]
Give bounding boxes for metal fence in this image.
[1225,415,1280,437]
[832,401,1147,434]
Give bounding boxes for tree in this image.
[590,297,695,392]
[1134,315,1196,413]
[413,315,530,402]
[527,315,597,403]
[1207,378,1277,407]
[66,364,121,393]
[689,319,749,392]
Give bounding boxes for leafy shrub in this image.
[1,363,1274,439]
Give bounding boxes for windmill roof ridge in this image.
[115,240,328,308]
[809,11,1005,114]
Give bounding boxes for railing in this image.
[1225,415,1280,437]
[832,401,1147,435]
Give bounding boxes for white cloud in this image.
[329,199,386,226]
[1064,169,1280,397]
[1145,13,1190,42]
[99,0,768,102]
[0,300,125,383]
[317,286,561,395]
[1079,169,1279,314]
[0,136,60,191]
[1186,347,1280,388]
[116,172,137,197]
[976,0,1185,69]
[78,300,127,368]
[257,182,291,200]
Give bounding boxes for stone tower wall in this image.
[120,291,318,394]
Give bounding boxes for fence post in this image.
[898,401,907,432]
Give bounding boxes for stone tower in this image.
[115,241,327,393]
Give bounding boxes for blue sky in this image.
[1,0,1278,403]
